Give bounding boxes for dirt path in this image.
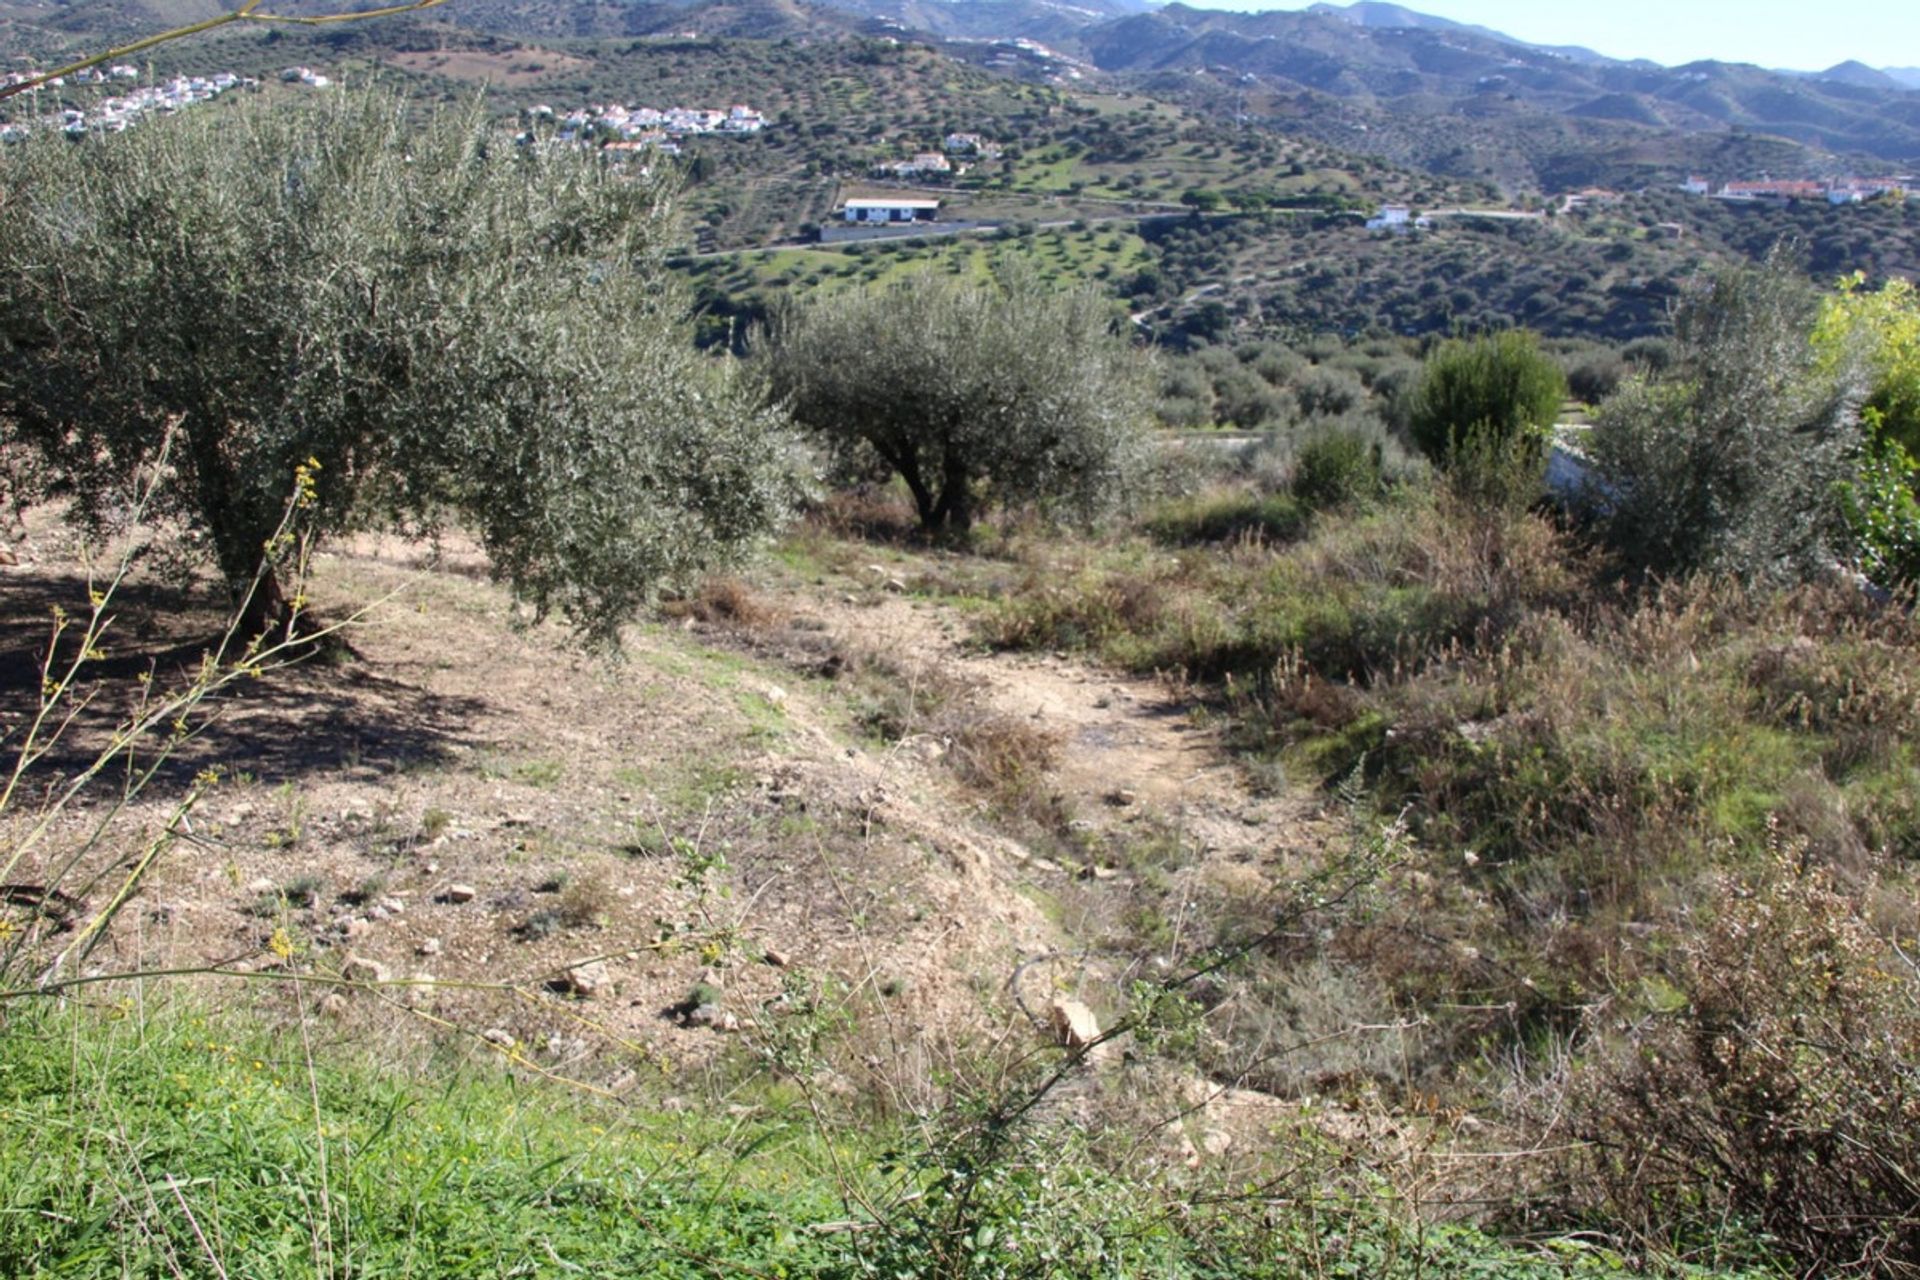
[4,516,1336,1112]
[780,582,1336,883]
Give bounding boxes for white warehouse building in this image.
[841,198,941,224]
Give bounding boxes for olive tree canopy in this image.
[1589,256,1863,584]
[764,268,1150,537]
[0,91,795,643]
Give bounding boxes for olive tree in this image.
[764,268,1150,537]
[0,92,794,643]
[1588,256,1862,584]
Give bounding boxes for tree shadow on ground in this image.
[0,568,488,793]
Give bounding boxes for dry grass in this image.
[665,575,790,631]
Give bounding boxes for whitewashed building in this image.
[841,198,941,224]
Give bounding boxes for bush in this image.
[1291,425,1385,511]
[1814,275,1920,586]
[0,92,792,643]
[1581,851,1920,1277]
[1589,256,1862,584]
[765,266,1151,538]
[1407,330,1565,482]
[1292,364,1369,419]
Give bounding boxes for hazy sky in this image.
[1195,1,1920,71]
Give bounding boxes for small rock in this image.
[421,860,441,875]
[318,992,349,1018]
[762,684,788,707]
[230,802,258,821]
[562,960,612,999]
[480,1027,515,1049]
[1104,788,1137,808]
[499,813,535,829]
[1048,998,1101,1050]
[1202,1129,1233,1157]
[341,955,390,985]
[686,1003,729,1029]
[340,918,373,941]
[444,883,477,904]
[379,897,406,915]
[883,577,908,594]
[417,937,443,957]
[1178,1131,1201,1169]
[246,877,276,895]
[367,906,389,923]
[764,947,792,969]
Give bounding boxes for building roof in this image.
[843,198,941,210]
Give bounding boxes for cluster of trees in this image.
[0,90,1153,637]
[6,86,1917,648]
[1405,254,1920,589]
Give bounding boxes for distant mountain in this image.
[1812,60,1906,91]
[1886,67,1920,90]
[1304,1,1614,66]
[799,0,1157,43]
[395,0,1920,172]
[1067,3,1920,167]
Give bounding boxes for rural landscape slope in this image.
[4,1,1920,1276]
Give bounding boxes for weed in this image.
[419,806,453,842]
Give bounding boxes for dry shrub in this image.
[942,711,1068,827]
[1745,592,1920,775]
[1578,842,1920,1277]
[843,649,973,744]
[662,576,787,631]
[806,487,926,544]
[984,564,1175,656]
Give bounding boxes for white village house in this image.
[840,198,941,224]
[1365,204,1431,233]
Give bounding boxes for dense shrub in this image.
[1582,853,1920,1278]
[1291,425,1386,510]
[1815,275,1920,585]
[1407,331,1566,492]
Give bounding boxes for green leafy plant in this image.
[1407,329,1566,487]
[1815,274,1920,585]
